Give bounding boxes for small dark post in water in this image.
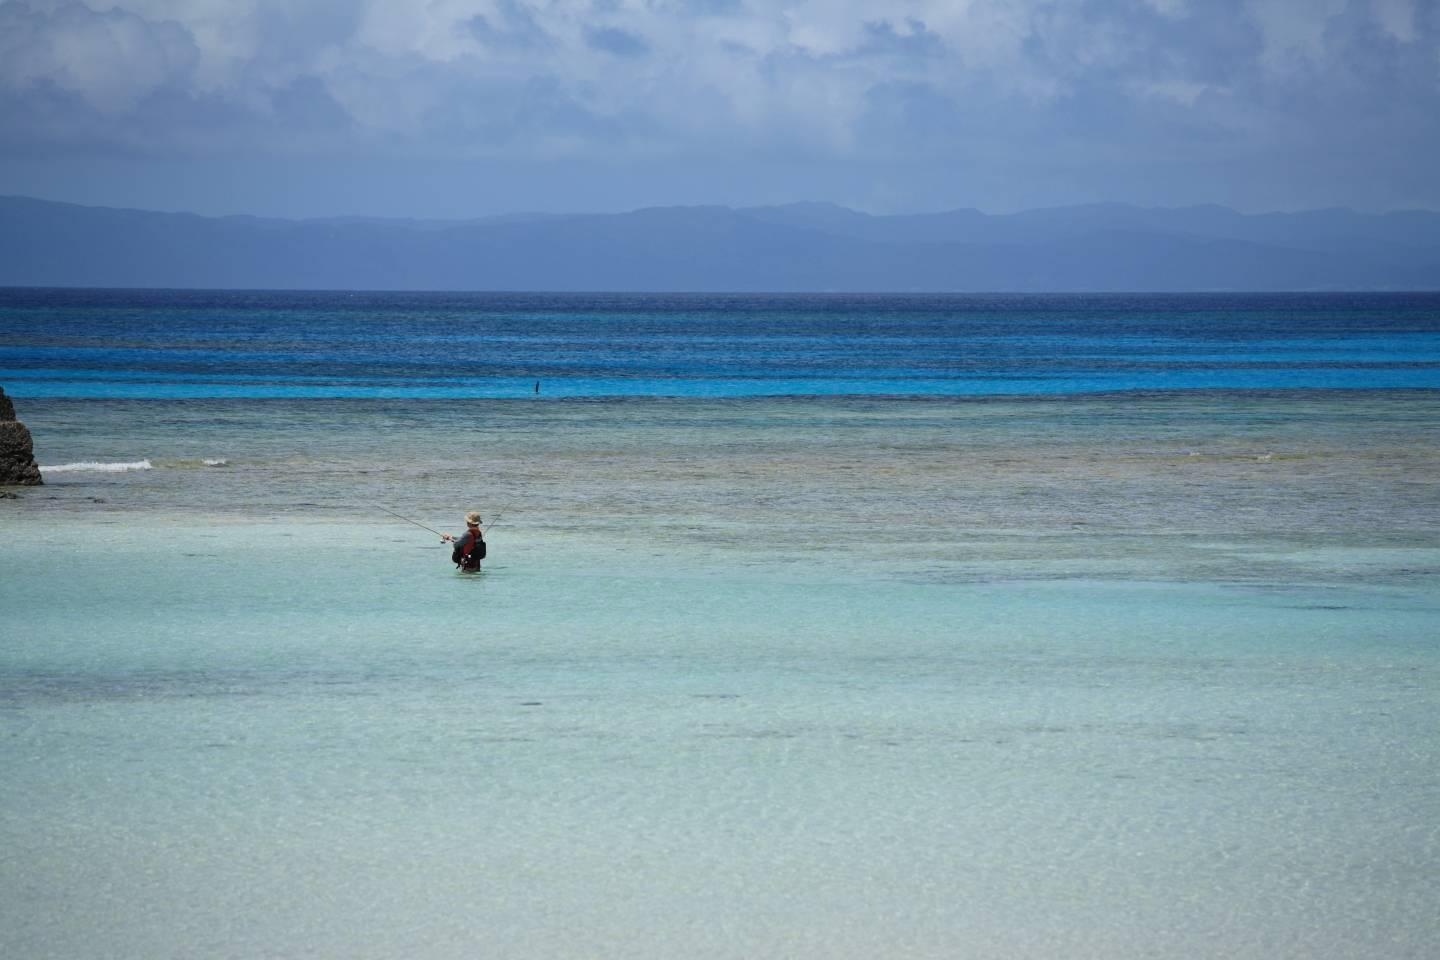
[534,381,540,394]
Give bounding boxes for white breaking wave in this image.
[40,459,154,474]
[202,458,228,466]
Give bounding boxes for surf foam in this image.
[40,460,154,474]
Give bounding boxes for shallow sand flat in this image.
[10,391,1440,584]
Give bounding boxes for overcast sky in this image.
[1,0,1436,218]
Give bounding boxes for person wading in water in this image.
[441,511,486,572]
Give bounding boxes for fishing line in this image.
[371,503,447,539]
[484,506,511,534]
[373,502,510,540]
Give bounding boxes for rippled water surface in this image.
[4,289,1440,397]
[3,292,1439,959]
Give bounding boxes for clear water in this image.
[2,291,1439,959]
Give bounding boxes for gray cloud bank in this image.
[1,0,1437,217]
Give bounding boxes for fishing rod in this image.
[371,503,448,539]
[373,502,511,540]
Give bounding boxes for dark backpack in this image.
[453,528,486,571]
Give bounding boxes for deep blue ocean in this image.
[3,288,1439,398]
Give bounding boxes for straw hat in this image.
[465,511,481,527]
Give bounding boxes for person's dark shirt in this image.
[451,528,483,564]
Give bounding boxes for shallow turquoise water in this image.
[3,390,1439,958]
[3,522,1438,960]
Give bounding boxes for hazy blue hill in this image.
[741,200,1440,260]
[740,202,993,245]
[1,194,1436,291]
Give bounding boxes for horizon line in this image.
[5,285,1439,297]
[6,192,1439,225]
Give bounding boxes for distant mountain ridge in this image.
[2,194,1437,292]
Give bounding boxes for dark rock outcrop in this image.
[0,386,43,485]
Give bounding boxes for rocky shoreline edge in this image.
[0,385,42,487]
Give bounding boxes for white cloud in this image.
[1370,0,1417,43]
[1244,0,1350,74]
[1,0,1436,181]
[0,1,199,111]
[1142,0,1189,17]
